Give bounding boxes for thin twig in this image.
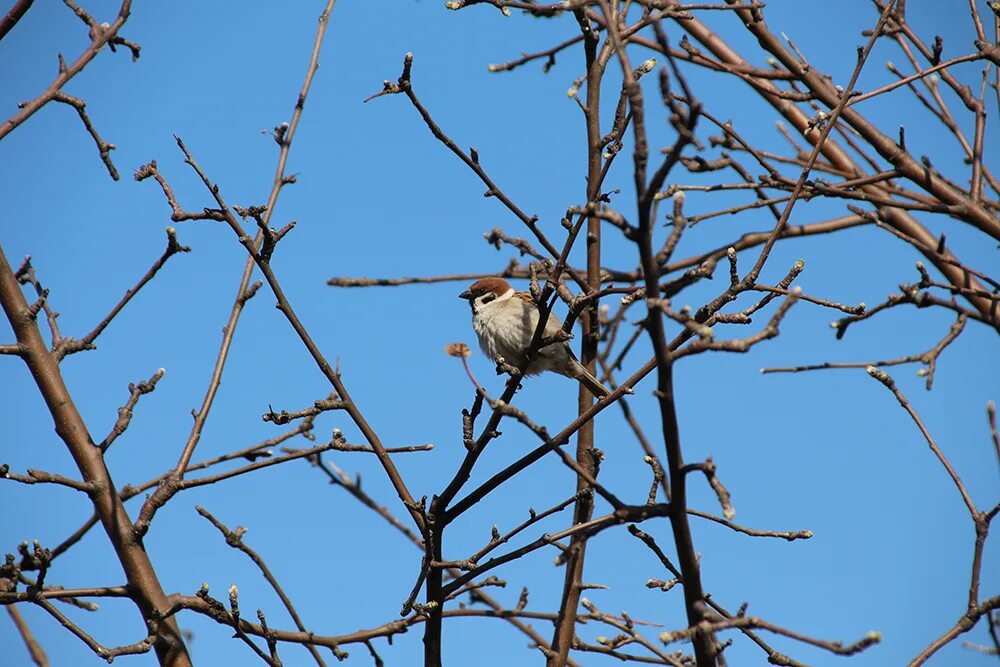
[6,605,49,667]
[196,506,326,667]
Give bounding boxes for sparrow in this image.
[459,277,610,398]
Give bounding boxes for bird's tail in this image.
[565,359,611,398]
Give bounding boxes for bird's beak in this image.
[458,289,472,300]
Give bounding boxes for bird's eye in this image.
[480,294,496,304]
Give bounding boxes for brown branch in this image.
[99,368,165,452]
[39,421,314,566]
[867,366,1000,663]
[744,2,898,287]
[54,227,190,360]
[750,281,863,315]
[686,508,812,541]
[1,0,135,142]
[262,398,347,424]
[549,7,623,664]
[48,91,118,179]
[988,401,1000,469]
[468,494,583,565]
[872,216,1000,288]
[675,289,800,358]
[292,448,424,546]
[447,355,658,522]
[846,52,987,107]
[162,136,425,535]
[659,613,881,657]
[367,52,589,294]
[410,161,608,665]
[0,0,32,40]
[828,273,995,336]
[6,604,49,667]
[578,8,722,661]
[327,266,521,287]
[489,32,585,73]
[909,595,1000,667]
[13,257,62,349]
[680,215,870,276]
[125,6,340,557]
[869,367,978,516]
[763,313,968,390]
[670,0,998,323]
[989,607,1000,655]
[484,226,546,261]
[292,423,578,663]
[132,440,341,536]
[684,457,734,519]
[0,241,190,665]
[196,507,326,667]
[30,594,156,662]
[307,442,433,454]
[632,522,813,664]
[571,641,683,665]
[134,160,224,222]
[221,586,281,667]
[578,597,686,666]
[172,590,632,660]
[441,504,673,599]
[627,525,683,580]
[1,585,131,605]
[1,465,94,493]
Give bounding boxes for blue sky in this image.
[1,1,997,666]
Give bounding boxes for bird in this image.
[458,277,610,398]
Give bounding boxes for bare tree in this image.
[1,1,997,666]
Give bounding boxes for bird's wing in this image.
[513,291,569,347]
[543,308,565,338]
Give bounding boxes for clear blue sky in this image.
[1,1,996,666]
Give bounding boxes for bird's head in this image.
[458,277,515,313]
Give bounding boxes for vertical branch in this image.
[131,0,350,542]
[259,0,337,231]
[602,8,719,666]
[171,0,338,477]
[548,8,606,666]
[422,506,443,667]
[969,68,987,204]
[0,243,191,667]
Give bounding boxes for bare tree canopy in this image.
[1,1,997,666]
